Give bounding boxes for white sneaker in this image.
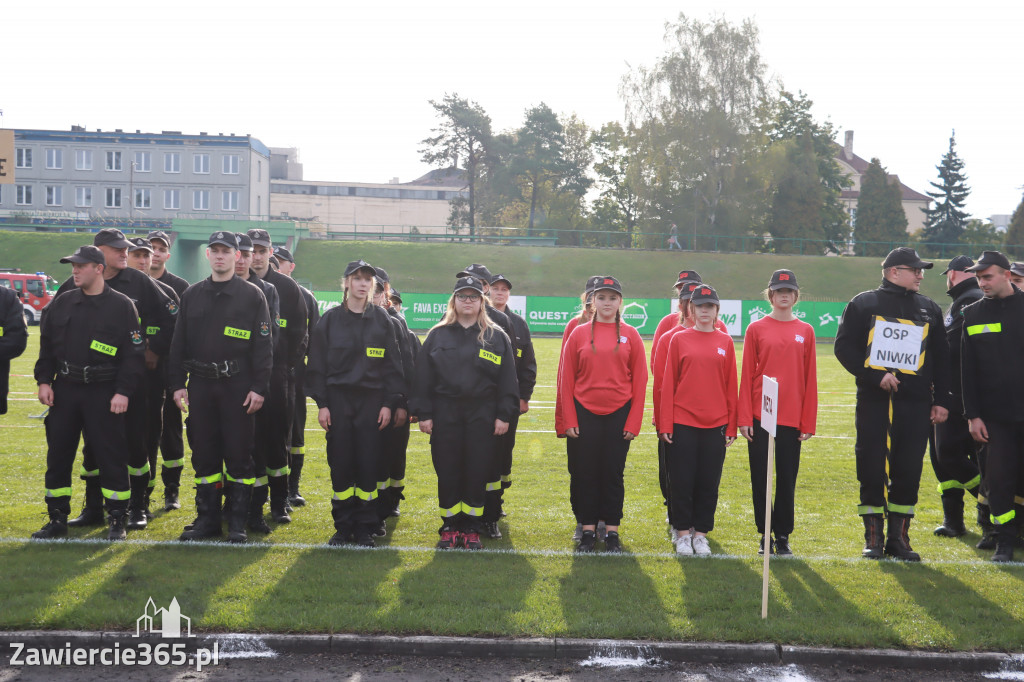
[675,534,693,555]
[691,534,711,556]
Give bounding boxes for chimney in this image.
[389,177,400,184]
[844,131,854,161]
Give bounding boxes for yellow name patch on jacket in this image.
[366,347,385,358]
[479,349,501,365]
[90,340,117,356]
[278,318,287,328]
[224,326,251,340]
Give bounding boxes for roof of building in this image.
[14,128,270,157]
[834,142,929,203]
[406,167,467,188]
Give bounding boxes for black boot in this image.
[179,484,222,541]
[884,512,921,561]
[328,499,352,546]
[143,483,155,520]
[934,493,966,537]
[107,508,127,541]
[225,483,251,544]
[127,475,149,531]
[32,510,69,539]
[162,464,182,510]
[977,504,998,550]
[164,486,180,511]
[862,514,884,559]
[247,485,271,534]
[67,478,104,527]
[288,454,306,507]
[269,476,291,523]
[992,523,1016,563]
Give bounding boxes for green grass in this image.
[1,332,1021,650]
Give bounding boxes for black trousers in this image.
[184,374,255,484]
[484,411,520,522]
[254,369,291,484]
[44,380,129,514]
[567,400,631,527]
[658,439,672,524]
[747,420,802,536]
[566,434,581,520]
[325,386,384,529]
[376,419,410,520]
[929,409,982,501]
[291,363,308,454]
[159,377,185,484]
[854,397,930,516]
[80,373,149,494]
[666,423,727,533]
[430,396,496,532]
[983,420,1024,526]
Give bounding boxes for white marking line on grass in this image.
[3,536,1016,567]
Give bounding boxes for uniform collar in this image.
[879,278,915,296]
[947,277,981,300]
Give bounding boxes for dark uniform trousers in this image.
[377,420,410,519]
[430,396,496,532]
[854,397,931,516]
[79,378,149,497]
[325,386,385,530]
[254,368,292,491]
[291,362,308,460]
[982,421,1024,527]
[185,374,256,485]
[568,400,631,527]
[143,359,186,490]
[666,423,727,534]
[929,409,982,500]
[747,420,802,536]
[45,380,130,514]
[484,411,520,522]
[658,439,672,525]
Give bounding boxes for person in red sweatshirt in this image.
[559,276,648,553]
[738,270,817,557]
[659,284,737,556]
[651,271,728,373]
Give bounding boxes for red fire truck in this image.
[0,269,58,324]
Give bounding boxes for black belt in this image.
[58,361,118,384]
[184,359,243,379]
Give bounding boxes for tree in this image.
[512,103,569,235]
[590,122,641,241]
[765,135,824,254]
[854,158,908,257]
[920,131,970,248]
[420,94,492,235]
[959,219,1003,252]
[1006,196,1024,259]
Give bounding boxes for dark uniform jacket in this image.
[960,287,1024,423]
[0,286,29,414]
[56,266,178,356]
[245,270,281,350]
[834,278,952,408]
[387,307,416,390]
[157,269,190,299]
[168,276,274,397]
[944,278,983,405]
[504,308,537,402]
[298,284,320,354]
[262,269,308,371]
[410,322,519,423]
[306,302,406,410]
[35,284,146,398]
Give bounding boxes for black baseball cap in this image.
[678,281,702,301]
[1011,262,1024,277]
[374,267,390,286]
[93,228,132,249]
[389,289,403,304]
[456,264,492,281]
[674,269,702,288]
[966,251,1012,273]
[343,259,376,278]
[234,232,253,252]
[593,276,622,295]
[208,231,237,249]
[246,229,272,247]
[128,237,153,253]
[147,230,171,246]
[585,275,603,294]
[942,255,975,275]
[881,247,933,270]
[769,269,799,291]
[690,284,720,306]
[491,274,512,288]
[60,245,106,265]
[272,246,294,263]
[453,275,484,294]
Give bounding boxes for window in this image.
[222,155,239,175]
[164,189,180,210]
[134,151,151,172]
[193,189,210,210]
[193,154,210,174]
[26,279,45,296]
[16,185,32,205]
[46,149,63,170]
[16,149,32,169]
[106,151,122,171]
[164,152,181,173]
[105,187,122,208]
[45,186,63,206]
[75,150,93,170]
[222,190,239,212]
[76,187,93,208]
[134,188,151,209]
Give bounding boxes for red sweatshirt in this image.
[738,316,817,433]
[652,325,686,433]
[659,328,737,437]
[652,312,728,372]
[554,316,583,436]
[559,320,648,436]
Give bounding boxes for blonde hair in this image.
[342,273,371,314]
[573,291,595,324]
[762,287,800,304]
[429,291,497,344]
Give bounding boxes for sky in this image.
[6,0,1021,221]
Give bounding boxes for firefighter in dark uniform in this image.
[0,283,28,416]
[273,245,321,508]
[929,255,986,540]
[169,232,273,543]
[834,247,951,561]
[961,251,1024,562]
[148,230,190,510]
[247,229,309,518]
[410,276,519,550]
[53,229,177,531]
[483,273,537,539]
[456,264,518,359]
[32,245,146,540]
[307,260,405,547]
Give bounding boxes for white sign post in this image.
[760,376,779,620]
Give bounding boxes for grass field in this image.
[1,332,1022,651]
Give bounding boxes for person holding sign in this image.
[739,270,817,556]
[559,276,648,553]
[834,247,951,561]
[658,285,738,556]
[960,251,1024,562]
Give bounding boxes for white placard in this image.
[760,376,778,437]
[507,295,527,319]
[867,317,926,373]
[718,299,742,336]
